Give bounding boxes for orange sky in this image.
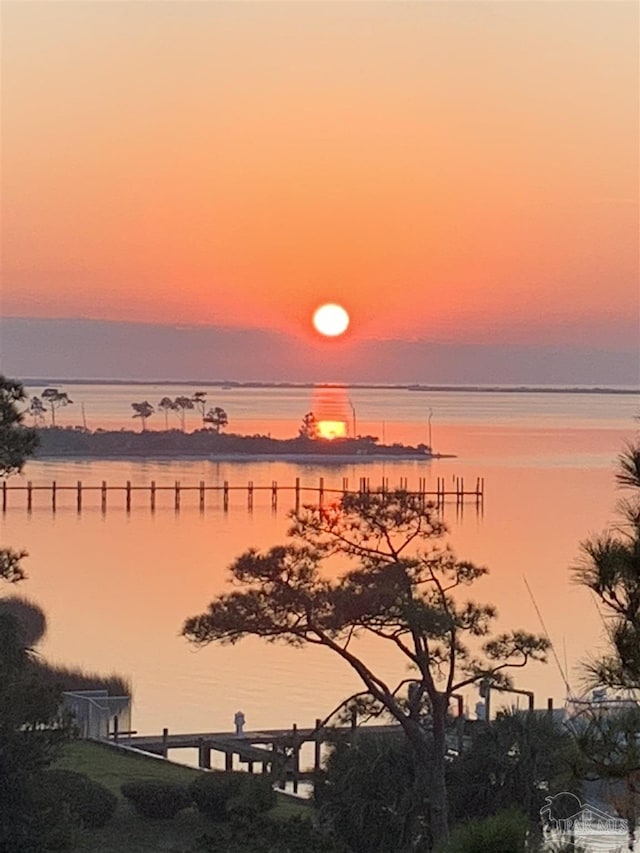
[2,1,638,350]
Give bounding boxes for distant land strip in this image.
[20,379,640,395]
[32,428,440,461]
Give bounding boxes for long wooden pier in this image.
[1,476,484,513]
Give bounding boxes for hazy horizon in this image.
[2,316,638,387]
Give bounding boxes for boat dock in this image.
[110,720,467,792]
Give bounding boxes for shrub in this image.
[35,768,117,829]
[192,813,349,852]
[435,809,533,853]
[189,772,275,821]
[121,779,190,819]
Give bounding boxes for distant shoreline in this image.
[32,452,451,464]
[20,379,640,395]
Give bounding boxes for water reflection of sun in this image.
[312,386,350,440]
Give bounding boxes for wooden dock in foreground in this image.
[1,476,484,513]
[110,720,468,792]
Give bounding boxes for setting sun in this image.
[312,304,350,338]
[317,419,347,440]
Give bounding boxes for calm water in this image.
[2,385,638,747]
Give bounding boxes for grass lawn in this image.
[54,740,309,853]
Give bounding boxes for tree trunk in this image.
[430,695,449,848]
[403,699,449,851]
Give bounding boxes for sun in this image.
[312,303,350,337]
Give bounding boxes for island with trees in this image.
[27,389,442,461]
[32,425,438,461]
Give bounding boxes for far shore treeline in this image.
[32,426,433,460]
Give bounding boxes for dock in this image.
[110,720,467,792]
[1,476,484,513]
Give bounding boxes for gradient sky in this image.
[2,1,639,381]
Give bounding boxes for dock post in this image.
[271,480,277,511]
[113,715,119,743]
[223,481,229,512]
[76,481,82,512]
[174,481,180,511]
[27,481,33,511]
[150,481,156,511]
[101,481,107,512]
[248,481,254,510]
[161,727,169,759]
[547,697,554,718]
[51,480,56,512]
[199,481,205,511]
[2,480,6,512]
[225,752,233,772]
[294,478,300,513]
[319,477,324,507]
[313,718,322,775]
[197,739,211,769]
[125,481,131,512]
[292,723,300,794]
[342,477,348,495]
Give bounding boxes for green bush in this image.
[436,809,533,853]
[34,768,117,829]
[121,779,191,819]
[189,772,275,821]
[192,813,349,852]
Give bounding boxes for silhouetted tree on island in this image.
[192,391,207,426]
[28,395,46,426]
[41,387,72,426]
[173,395,194,431]
[298,411,319,440]
[131,400,154,431]
[183,490,549,847]
[158,396,175,429]
[203,406,228,433]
